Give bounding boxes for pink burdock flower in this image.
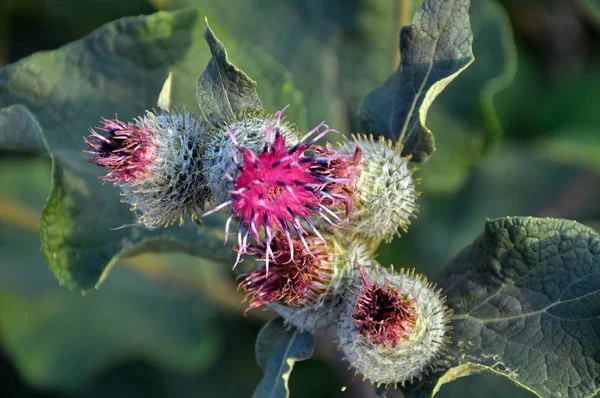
[352,265,418,348]
[85,117,156,183]
[203,107,361,267]
[84,111,212,229]
[238,233,335,310]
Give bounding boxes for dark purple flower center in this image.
[352,267,417,347]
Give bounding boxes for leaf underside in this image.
[253,317,315,398]
[358,0,474,162]
[419,0,517,194]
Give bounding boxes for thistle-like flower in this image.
[85,111,212,228]
[238,233,336,310]
[202,111,299,205]
[85,118,156,183]
[338,135,418,241]
[203,108,361,266]
[337,265,449,386]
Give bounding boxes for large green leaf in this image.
[0,9,305,292]
[253,317,315,398]
[358,0,474,162]
[0,153,241,392]
[406,217,600,397]
[0,105,45,152]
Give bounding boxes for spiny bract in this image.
[338,134,418,241]
[238,233,336,310]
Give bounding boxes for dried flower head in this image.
[203,108,361,266]
[337,265,450,386]
[238,233,335,310]
[267,238,378,332]
[85,111,212,228]
[338,135,418,241]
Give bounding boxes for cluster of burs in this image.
[86,103,450,386]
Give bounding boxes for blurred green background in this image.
[1,0,600,397]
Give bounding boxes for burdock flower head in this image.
[85,110,212,228]
[202,110,299,204]
[338,134,418,242]
[203,107,361,266]
[337,265,450,386]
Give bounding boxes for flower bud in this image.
[85,110,212,228]
[338,135,418,241]
[337,264,449,386]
